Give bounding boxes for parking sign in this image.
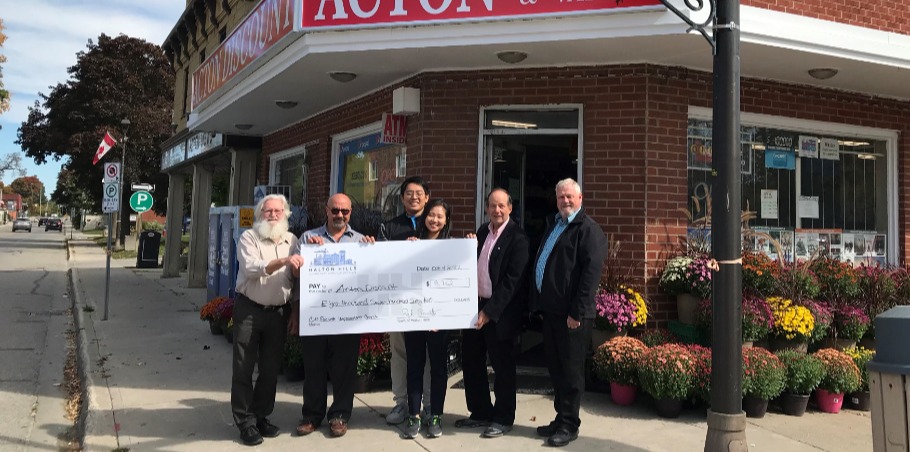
[103,182,120,213]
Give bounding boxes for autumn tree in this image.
[16,33,174,235]
[0,18,9,115]
[10,175,44,211]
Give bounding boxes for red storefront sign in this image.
[380,113,408,144]
[302,0,661,29]
[191,0,295,110]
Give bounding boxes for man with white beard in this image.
[232,194,303,446]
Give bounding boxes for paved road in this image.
[0,221,72,450]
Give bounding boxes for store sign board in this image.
[191,0,295,110]
[301,0,662,29]
[380,113,408,144]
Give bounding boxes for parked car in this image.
[38,217,48,226]
[13,217,32,232]
[45,218,63,232]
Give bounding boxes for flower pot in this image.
[742,341,753,349]
[815,389,844,414]
[742,396,769,418]
[609,382,637,406]
[284,366,305,382]
[354,373,374,393]
[676,294,700,325]
[653,398,684,418]
[769,337,808,354]
[819,337,856,351]
[208,320,223,335]
[846,390,871,411]
[779,393,810,416]
[858,336,876,350]
[591,329,626,348]
[225,328,234,344]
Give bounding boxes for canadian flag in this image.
[92,132,117,165]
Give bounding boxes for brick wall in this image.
[262,64,910,325]
[744,0,910,35]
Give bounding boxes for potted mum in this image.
[699,295,773,346]
[742,251,780,297]
[741,347,786,418]
[828,305,870,350]
[638,344,695,418]
[803,300,833,346]
[355,333,388,392]
[593,284,648,346]
[774,263,820,303]
[200,296,232,334]
[775,349,825,416]
[768,296,815,353]
[639,328,675,347]
[659,255,713,324]
[810,258,860,306]
[843,346,875,411]
[687,344,712,406]
[812,348,862,414]
[593,336,648,406]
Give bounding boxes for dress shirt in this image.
[477,217,510,299]
[235,228,299,306]
[534,210,580,291]
[301,224,364,244]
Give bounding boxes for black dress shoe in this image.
[481,423,513,438]
[536,421,559,437]
[547,428,578,447]
[454,418,492,428]
[256,418,280,438]
[240,425,263,446]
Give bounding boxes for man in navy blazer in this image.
[455,188,530,438]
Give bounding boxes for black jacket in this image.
[476,220,530,339]
[529,208,607,320]
[380,213,422,241]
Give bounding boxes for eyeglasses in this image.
[330,208,351,215]
[403,191,426,198]
[262,209,284,215]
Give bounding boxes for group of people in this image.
[229,175,607,448]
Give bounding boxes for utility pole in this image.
[705,0,747,450]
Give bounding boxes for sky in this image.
[0,0,186,196]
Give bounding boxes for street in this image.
[0,221,73,450]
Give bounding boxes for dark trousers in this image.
[300,333,360,424]
[541,313,592,432]
[231,295,288,430]
[404,330,449,416]
[461,324,517,426]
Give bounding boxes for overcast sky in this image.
[1,0,186,193]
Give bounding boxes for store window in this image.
[270,147,307,206]
[334,131,407,218]
[687,117,891,266]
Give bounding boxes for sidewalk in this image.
[66,231,873,451]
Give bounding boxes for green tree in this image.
[1,151,24,179]
[16,34,174,219]
[52,167,91,213]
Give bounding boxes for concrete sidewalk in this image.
[66,231,873,451]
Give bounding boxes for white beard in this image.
[254,218,289,242]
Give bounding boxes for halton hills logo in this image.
[309,249,357,273]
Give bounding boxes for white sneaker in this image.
[386,403,408,424]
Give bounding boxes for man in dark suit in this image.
[455,188,529,438]
[531,178,606,447]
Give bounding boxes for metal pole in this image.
[118,136,128,248]
[705,0,746,450]
[103,212,113,321]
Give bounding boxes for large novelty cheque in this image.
[298,239,478,335]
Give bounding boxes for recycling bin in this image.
[136,231,162,268]
[868,306,910,452]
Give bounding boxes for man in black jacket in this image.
[381,176,432,425]
[455,188,529,438]
[530,178,607,447]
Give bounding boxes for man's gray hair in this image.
[254,194,291,221]
[555,178,582,194]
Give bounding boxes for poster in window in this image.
[842,233,855,264]
[765,148,796,170]
[760,189,778,219]
[819,138,840,160]
[687,136,752,173]
[797,196,819,219]
[798,135,819,158]
[828,233,843,261]
[778,230,794,263]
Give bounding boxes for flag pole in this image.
[118,118,131,249]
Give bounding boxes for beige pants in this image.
[390,331,432,407]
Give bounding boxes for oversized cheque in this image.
[298,239,478,335]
